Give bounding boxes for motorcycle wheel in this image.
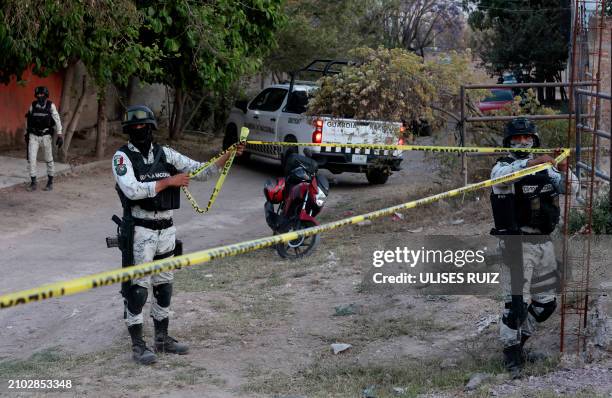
[276,220,320,259]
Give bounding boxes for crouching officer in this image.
[490,118,577,378]
[25,86,63,191]
[112,105,243,365]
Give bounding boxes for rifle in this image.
[107,187,135,318]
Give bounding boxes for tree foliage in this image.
[0,0,285,147]
[265,0,466,77]
[137,0,283,92]
[466,0,571,82]
[0,1,85,83]
[0,0,159,87]
[134,0,284,138]
[264,0,376,75]
[307,47,479,127]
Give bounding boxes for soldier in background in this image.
[25,86,63,191]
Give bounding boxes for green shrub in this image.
[307,47,481,131]
[569,188,612,234]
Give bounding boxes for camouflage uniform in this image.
[113,142,218,327]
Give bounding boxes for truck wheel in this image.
[366,168,389,185]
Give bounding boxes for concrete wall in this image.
[61,66,170,136]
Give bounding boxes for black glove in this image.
[56,136,64,149]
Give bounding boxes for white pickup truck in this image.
[223,64,404,184]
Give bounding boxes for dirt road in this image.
[2,140,608,398]
[0,144,433,360]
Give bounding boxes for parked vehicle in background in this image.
[224,60,405,184]
[477,88,514,113]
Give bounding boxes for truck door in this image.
[278,90,310,155]
[246,87,287,158]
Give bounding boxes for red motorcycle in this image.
[264,154,330,259]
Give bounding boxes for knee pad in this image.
[125,285,148,314]
[528,299,557,323]
[153,283,172,308]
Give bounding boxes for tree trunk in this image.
[59,61,77,124]
[126,76,138,105]
[59,74,88,162]
[169,87,185,140]
[182,94,207,133]
[95,89,108,160]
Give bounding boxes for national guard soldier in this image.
[25,86,63,191]
[112,105,243,364]
[490,117,577,378]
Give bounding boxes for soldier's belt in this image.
[133,218,173,230]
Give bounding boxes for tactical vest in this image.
[117,144,180,211]
[27,100,55,133]
[491,158,560,235]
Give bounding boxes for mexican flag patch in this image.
[113,155,127,176]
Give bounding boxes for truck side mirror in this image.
[235,100,248,114]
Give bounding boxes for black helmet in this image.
[34,86,49,98]
[503,117,540,148]
[122,105,157,130]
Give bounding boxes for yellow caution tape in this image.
[182,127,250,213]
[183,135,567,213]
[246,140,564,154]
[0,149,569,310]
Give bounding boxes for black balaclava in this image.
[36,95,47,107]
[128,125,153,155]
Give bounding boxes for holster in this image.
[108,209,135,300]
[119,212,135,268]
[25,134,29,161]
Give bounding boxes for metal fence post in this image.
[460,86,467,186]
[576,88,582,180]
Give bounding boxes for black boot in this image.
[154,318,189,354]
[503,344,525,379]
[128,324,157,365]
[26,177,37,191]
[43,176,53,191]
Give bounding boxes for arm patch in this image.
[113,154,128,176]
